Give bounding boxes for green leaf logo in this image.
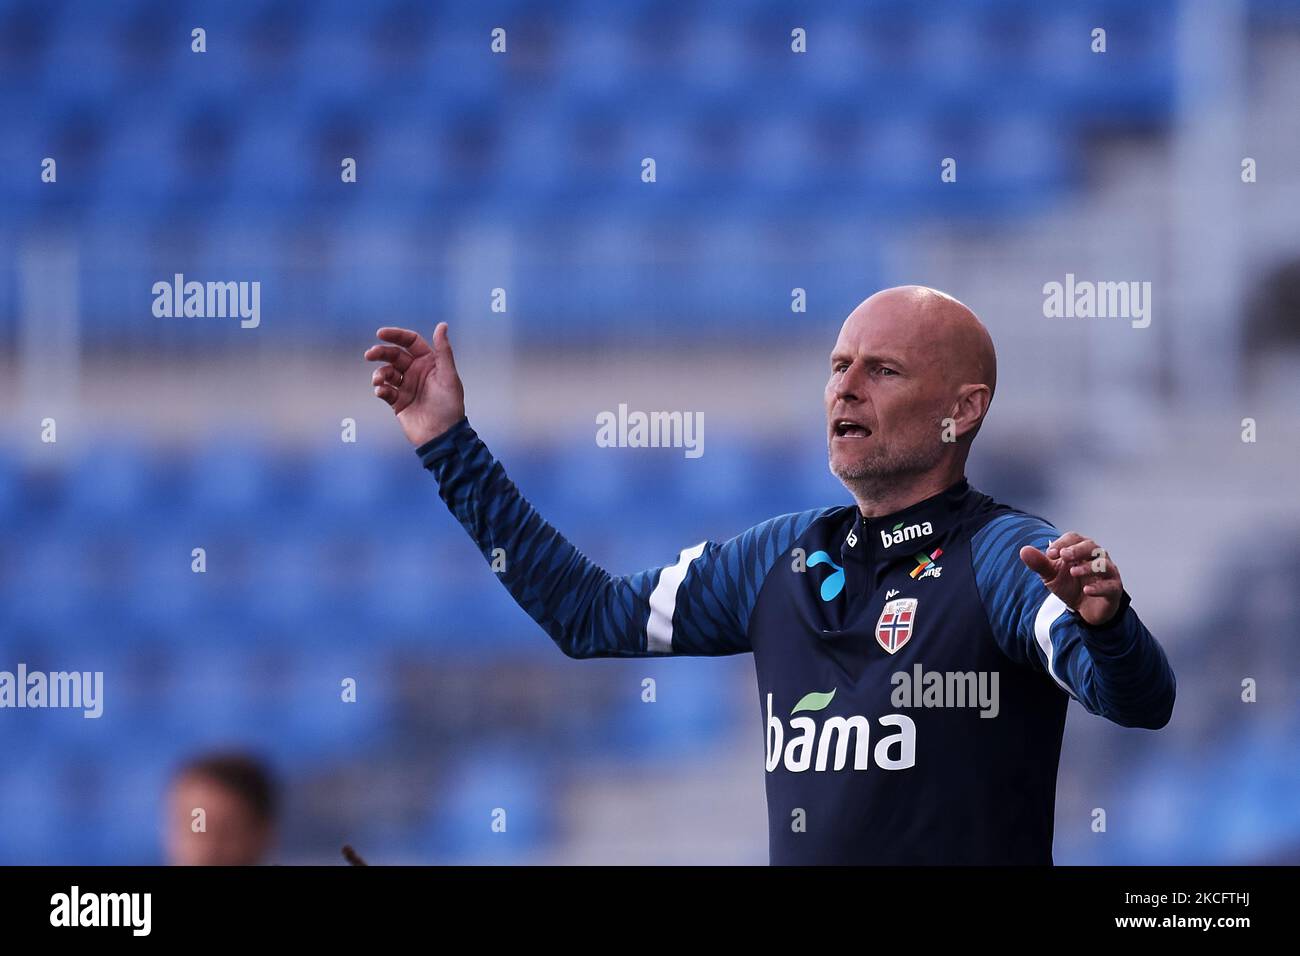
[791,689,836,715]
[893,522,904,531]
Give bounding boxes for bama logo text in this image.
[880,521,932,549]
[765,690,915,773]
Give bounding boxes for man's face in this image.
[825,298,953,487]
[164,773,272,866]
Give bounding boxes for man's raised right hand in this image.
[365,322,466,447]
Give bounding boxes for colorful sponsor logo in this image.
[910,547,943,580]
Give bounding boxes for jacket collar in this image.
[841,477,971,564]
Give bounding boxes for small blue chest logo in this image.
[807,550,845,601]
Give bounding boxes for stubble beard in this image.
[828,429,947,502]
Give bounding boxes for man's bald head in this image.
[843,286,996,403]
[826,286,998,515]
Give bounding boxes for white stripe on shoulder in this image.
[1033,593,1078,699]
[646,541,708,654]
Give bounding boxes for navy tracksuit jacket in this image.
[417,417,1176,864]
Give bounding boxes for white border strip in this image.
[1033,594,1078,699]
[646,542,708,653]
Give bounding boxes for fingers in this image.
[1062,537,1100,569]
[367,324,458,418]
[363,344,415,373]
[432,322,458,373]
[1047,532,1107,569]
[1083,576,1122,598]
[376,327,433,357]
[1060,537,1103,566]
[1019,545,1055,579]
[1063,540,1110,580]
[1035,532,1117,576]
[1045,531,1083,560]
[1052,532,1121,589]
[365,323,451,371]
[372,365,403,389]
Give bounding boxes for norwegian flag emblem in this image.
[875,598,918,654]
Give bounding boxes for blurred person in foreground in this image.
[366,286,1175,864]
[164,752,278,866]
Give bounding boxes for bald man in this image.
[366,287,1175,865]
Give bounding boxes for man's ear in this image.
[951,384,992,439]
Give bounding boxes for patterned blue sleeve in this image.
[970,512,1176,729]
[416,417,831,658]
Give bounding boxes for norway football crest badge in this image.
[875,598,917,654]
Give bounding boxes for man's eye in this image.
[874,366,897,376]
[833,364,848,373]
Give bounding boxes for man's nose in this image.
[833,366,863,401]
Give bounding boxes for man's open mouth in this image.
[833,420,871,438]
